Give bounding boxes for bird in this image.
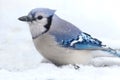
[18,8,120,66]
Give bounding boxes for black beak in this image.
[18,16,31,22]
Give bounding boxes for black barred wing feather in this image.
[61,32,103,50]
[60,32,120,57]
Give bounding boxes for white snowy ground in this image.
[0,0,120,80]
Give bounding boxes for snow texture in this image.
[0,0,120,80]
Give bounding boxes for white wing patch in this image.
[70,35,83,46]
[70,32,102,47]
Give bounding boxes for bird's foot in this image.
[73,64,80,70]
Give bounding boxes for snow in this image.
[1,64,120,80]
[0,0,120,80]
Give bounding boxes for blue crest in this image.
[28,8,56,17]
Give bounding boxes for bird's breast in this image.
[33,33,93,65]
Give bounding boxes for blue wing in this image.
[49,15,102,49]
[49,15,120,57]
[61,32,103,50]
[50,31,120,57]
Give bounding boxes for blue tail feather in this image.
[102,47,120,57]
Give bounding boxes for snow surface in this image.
[0,0,120,80]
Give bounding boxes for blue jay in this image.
[18,8,120,66]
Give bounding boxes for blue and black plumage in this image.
[60,32,102,49]
[50,26,120,57]
[18,8,120,66]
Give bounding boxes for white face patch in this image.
[28,17,48,38]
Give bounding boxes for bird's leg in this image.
[73,64,80,70]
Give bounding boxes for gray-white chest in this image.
[33,34,67,56]
[33,34,92,65]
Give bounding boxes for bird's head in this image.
[18,8,55,39]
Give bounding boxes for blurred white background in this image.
[0,0,120,70]
[1,0,120,38]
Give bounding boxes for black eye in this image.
[37,16,43,20]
